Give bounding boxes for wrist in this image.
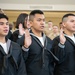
[18,35,22,38]
[23,45,29,49]
[60,41,65,45]
[22,46,29,51]
[58,43,65,48]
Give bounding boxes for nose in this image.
[41,20,45,25]
[4,24,8,27]
[3,23,9,29]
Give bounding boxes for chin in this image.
[4,33,8,36]
[40,30,43,32]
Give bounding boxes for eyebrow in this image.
[0,22,9,24]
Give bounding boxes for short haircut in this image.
[59,22,62,25]
[29,10,44,21]
[48,20,52,23]
[62,13,75,22]
[53,25,58,27]
[16,13,28,28]
[0,13,8,20]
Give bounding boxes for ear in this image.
[62,22,66,28]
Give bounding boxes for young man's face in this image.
[63,16,75,33]
[53,26,59,33]
[30,14,45,32]
[0,18,9,37]
[48,22,53,28]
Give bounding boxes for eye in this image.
[6,22,9,25]
[70,20,74,22]
[43,19,45,22]
[37,19,41,21]
[0,22,4,25]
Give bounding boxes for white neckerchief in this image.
[65,34,75,44]
[0,42,8,54]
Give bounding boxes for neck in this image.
[32,29,42,37]
[0,36,6,43]
[64,29,74,36]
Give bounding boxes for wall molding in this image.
[0,3,75,11]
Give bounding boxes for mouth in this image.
[4,30,9,33]
[41,26,44,28]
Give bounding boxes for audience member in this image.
[44,20,53,38]
[49,25,59,40]
[12,13,29,42]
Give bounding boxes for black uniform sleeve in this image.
[52,36,66,64]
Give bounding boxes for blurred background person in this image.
[49,25,59,40]
[12,13,30,42]
[44,20,53,38]
[9,23,14,33]
[59,22,64,29]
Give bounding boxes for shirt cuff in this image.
[58,43,65,48]
[18,35,22,38]
[22,46,29,51]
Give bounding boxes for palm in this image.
[19,23,25,35]
[60,28,66,44]
[24,29,32,48]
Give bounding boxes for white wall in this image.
[0,0,75,11]
[0,0,75,4]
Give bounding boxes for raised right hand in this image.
[59,28,66,44]
[23,29,32,48]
